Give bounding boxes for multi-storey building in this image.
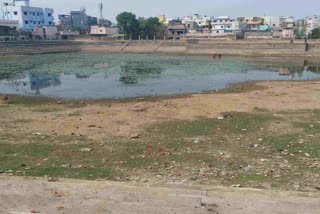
[212,16,239,33]
[59,10,98,31]
[0,0,54,32]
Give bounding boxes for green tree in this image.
[311,28,320,39]
[116,12,139,39]
[294,27,306,39]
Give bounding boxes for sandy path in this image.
[0,176,319,214]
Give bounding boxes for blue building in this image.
[0,0,54,32]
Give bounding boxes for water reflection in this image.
[1,60,320,99]
[28,71,61,95]
[119,61,164,84]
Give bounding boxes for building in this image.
[59,31,80,39]
[184,20,200,34]
[167,24,187,39]
[90,25,118,37]
[33,25,58,39]
[0,19,19,29]
[0,0,54,32]
[306,15,320,35]
[238,17,262,31]
[158,15,166,23]
[212,16,239,34]
[58,9,98,31]
[181,14,212,33]
[263,16,282,28]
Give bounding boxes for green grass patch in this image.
[263,134,320,158]
[148,112,274,137]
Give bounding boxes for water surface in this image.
[0,53,319,99]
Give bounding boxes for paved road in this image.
[0,176,319,214]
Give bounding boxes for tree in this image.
[116,12,139,39]
[294,27,306,39]
[311,28,320,39]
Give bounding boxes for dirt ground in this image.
[1,80,320,201]
[3,80,320,140]
[1,176,320,214]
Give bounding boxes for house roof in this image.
[168,24,186,30]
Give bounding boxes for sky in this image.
[0,0,319,22]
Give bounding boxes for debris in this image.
[293,182,300,191]
[130,134,140,139]
[194,139,199,144]
[258,138,263,142]
[88,125,96,128]
[242,167,249,171]
[146,145,152,148]
[57,205,64,211]
[241,129,247,131]
[309,194,316,198]
[92,190,98,194]
[30,210,39,213]
[32,133,41,136]
[223,114,233,119]
[232,184,242,188]
[305,153,311,157]
[57,101,62,104]
[53,192,67,198]
[80,147,94,152]
[48,178,59,182]
[96,177,102,181]
[218,155,223,160]
[82,163,89,168]
[218,117,224,120]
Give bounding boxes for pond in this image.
[0,53,319,99]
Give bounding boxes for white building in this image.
[263,16,282,28]
[180,14,212,32]
[306,15,320,35]
[212,16,239,34]
[282,16,295,23]
[0,0,54,32]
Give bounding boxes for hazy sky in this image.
[1,0,319,22]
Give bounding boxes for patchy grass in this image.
[148,112,274,137]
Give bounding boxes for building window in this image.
[49,21,52,25]
[29,12,32,14]
[41,13,43,16]
[38,21,40,24]
[14,11,18,15]
[34,21,36,24]
[227,26,230,28]
[24,11,27,15]
[37,13,40,16]
[33,12,35,16]
[48,13,52,17]
[25,21,29,24]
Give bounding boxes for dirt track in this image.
[1,176,319,214]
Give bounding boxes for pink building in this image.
[33,26,59,40]
[282,28,295,39]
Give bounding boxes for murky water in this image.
[0,53,319,99]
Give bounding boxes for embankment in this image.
[1,39,320,58]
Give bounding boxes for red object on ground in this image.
[212,53,215,59]
[30,210,38,213]
[82,163,89,168]
[96,177,102,181]
[135,106,140,108]
[147,145,152,148]
[218,155,223,160]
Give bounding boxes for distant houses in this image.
[0,0,320,41]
